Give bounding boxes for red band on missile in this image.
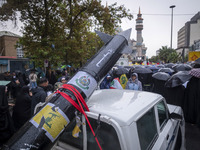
[55,84,102,150]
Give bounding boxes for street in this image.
[185,123,200,150]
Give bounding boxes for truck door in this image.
[152,101,179,150]
[53,114,122,150]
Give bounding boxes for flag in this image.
[72,116,82,138]
[110,78,123,89]
[120,74,128,89]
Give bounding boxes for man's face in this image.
[107,77,111,81]
[61,80,67,84]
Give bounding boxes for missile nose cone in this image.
[118,28,132,41]
[95,30,113,44]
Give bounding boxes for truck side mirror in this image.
[169,113,182,121]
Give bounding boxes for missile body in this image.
[3,29,132,150]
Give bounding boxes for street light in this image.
[170,5,176,49]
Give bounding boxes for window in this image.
[17,45,24,58]
[59,115,121,150]
[137,108,158,150]
[157,101,168,130]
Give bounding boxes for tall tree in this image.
[0,0,133,68]
[158,46,176,63]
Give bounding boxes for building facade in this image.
[176,12,200,57]
[0,31,29,73]
[0,31,21,57]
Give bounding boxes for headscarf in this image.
[130,73,139,84]
[21,86,30,95]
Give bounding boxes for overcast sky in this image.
[0,0,200,58]
[101,0,200,58]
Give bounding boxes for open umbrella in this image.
[0,81,11,86]
[156,64,165,68]
[115,67,129,76]
[158,68,174,73]
[30,68,38,72]
[146,66,159,73]
[172,64,192,72]
[189,68,200,78]
[152,72,170,81]
[165,71,192,88]
[164,63,174,68]
[132,67,152,74]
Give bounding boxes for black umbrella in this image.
[165,71,192,88]
[152,72,170,81]
[115,67,129,76]
[172,64,192,72]
[164,63,174,68]
[133,67,152,74]
[134,65,143,69]
[158,68,174,73]
[30,68,38,72]
[156,64,165,68]
[145,65,159,73]
[124,66,134,71]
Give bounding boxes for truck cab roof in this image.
[87,89,163,126]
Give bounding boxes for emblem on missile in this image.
[76,76,90,90]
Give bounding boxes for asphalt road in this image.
[185,123,200,150]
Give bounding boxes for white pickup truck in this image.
[52,89,185,150]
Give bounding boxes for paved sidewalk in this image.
[185,123,200,150]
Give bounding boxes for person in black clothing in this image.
[31,77,48,115]
[0,86,15,146]
[12,78,22,99]
[183,76,200,127]
[16,72,25,87]
[163,85,185,107]
[152,78,166,96]
[46,70,57,86]
[12,86,32,131]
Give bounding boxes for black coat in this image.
[183,77,200,125]
[163,85,185,107]
[0,86,15,146]
[12,82,22,99]
[31,86,47,115]
[152,78,166,96]
[12,86,32,130]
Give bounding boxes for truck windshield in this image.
[59,116,121,150]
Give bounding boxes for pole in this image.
[170,5,175,49]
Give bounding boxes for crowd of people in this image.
[0,63,200,146]
[99,63,200,130]
[0,69,71,146]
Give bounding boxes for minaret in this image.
[135,7,144,60]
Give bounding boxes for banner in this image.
[110,78,123,89]
[120,74,128,89]
[188,51,200,61]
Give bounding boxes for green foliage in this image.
[0,0,133,68]
[149,56,159,63]
[158,46,181,63]
[167,51,181,63]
